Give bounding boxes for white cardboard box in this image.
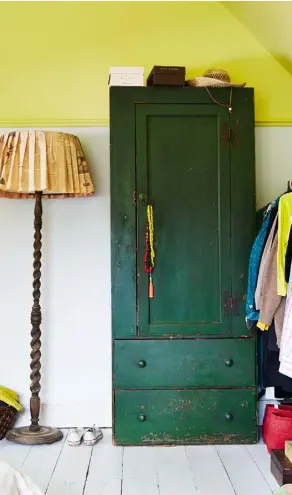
[109,66,144,87]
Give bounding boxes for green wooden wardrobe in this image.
[110,86,257,446]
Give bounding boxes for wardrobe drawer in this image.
[114,389,257,445]
[114,339,256,388]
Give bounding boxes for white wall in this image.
[255,127,292,209]
[0,127,111,427]
[0,125,291,428]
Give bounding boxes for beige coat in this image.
[256,216,285,347]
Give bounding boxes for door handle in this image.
[138,193,147,205]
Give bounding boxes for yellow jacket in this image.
[278,194,292,296]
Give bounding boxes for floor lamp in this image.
[0,130,94,445]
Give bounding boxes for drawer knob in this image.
[225,358,233,367]
[138,360,147,368]
[138,414,147,422]
[225,412,234,421]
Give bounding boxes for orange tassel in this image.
[149,275,154,299]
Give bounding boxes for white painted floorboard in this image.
[0,441,31,470]
[247,444,279,493]
[84,429,123,495]
[0,429,279,495]
[123,446,159,495]
[156,446,196,495]
[217,445,272,495]
[186,445,235,495]
[46,432,92,495]
[22,430,68,493]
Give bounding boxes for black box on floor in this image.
[271,449,292,485]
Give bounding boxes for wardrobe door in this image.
[135,103,232,337]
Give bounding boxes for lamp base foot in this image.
[6,425,63,445]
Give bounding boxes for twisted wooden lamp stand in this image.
[6,193,63,445]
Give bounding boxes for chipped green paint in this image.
[111,87,257,446]
[114,389,258,446]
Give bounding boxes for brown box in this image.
[147,66,185,87]
[285,441,292,463]
[271,449,292,486]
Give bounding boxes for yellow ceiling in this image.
[223,2,292,76]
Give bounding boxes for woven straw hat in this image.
[187,69,246,88]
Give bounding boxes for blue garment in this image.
[246,200,279,321]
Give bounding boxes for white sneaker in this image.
[67,428,84,447]
[83,426,103,446]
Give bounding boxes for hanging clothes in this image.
[261,323,292,393]
[255,215,278,311]
[280,261,292,378]
[247,190,292,391]
[278,193,292,296]
[285,226,292,283]
[256,217,285,347]
[246,199,279,322]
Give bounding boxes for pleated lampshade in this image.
[0,130,94,197]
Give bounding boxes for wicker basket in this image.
[0,404,17,440]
